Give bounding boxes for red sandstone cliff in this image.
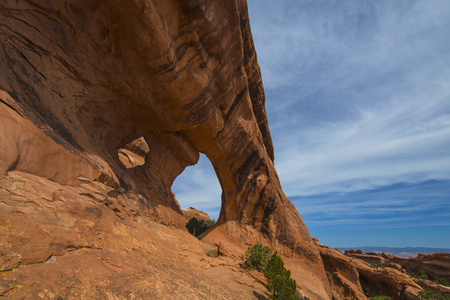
[0,0,329,298]
[344,250,450,282]
[315,240,423,300]
[343,249,450,297]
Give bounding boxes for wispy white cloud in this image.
[172,1,450,246]
[292,180,450,231]
[247,0,450,198]
[247,1,450,245]
[275,95,450,196]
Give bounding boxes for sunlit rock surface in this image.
[315,239,437,300]
[0,0,331,298]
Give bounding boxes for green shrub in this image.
[243,244,298,299]
[406,268,419,279]
[417,272,430,280]
[263,252,297,300]
[418,288,450,300]
[242,242,273,271]
[186,217,215,237]
[362,259,386,269]
[326,271,333,286]
[369,296,391,300]
[435,276,450,287]
[406,269,450,287]
[206,249,218,258]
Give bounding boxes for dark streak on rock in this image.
[226,86,248,120]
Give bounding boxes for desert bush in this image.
[369,296,391,300]
[417,272,430,280]
[406,269,450,287]
[242,242,273,271]
[243,244,298,299]
[362,259,386,269]
[263,252,297,300]
[435,276,450,287]
[326,271,333,286]
[186,217,215,237]
[418,288,450,300]
[206,249,218,258]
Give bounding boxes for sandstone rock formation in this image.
[0,170,271,298]
[389,252,450,282]
[182,207,211,222]
[342,249,450,297]
[315,240,423,300]
[345,250,450,283]
[117,137,149,168]
[0,0,329,298]
[415,279,450,297]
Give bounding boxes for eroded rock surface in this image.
[0,0,329,298]
[182,207,211,222]
[345,250,450,283]
[315,240,423,300]
[0,170,271,299]
[342,249,450,297]
[389,253,450,282]
[117,137,149,168]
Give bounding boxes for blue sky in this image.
[173,0,450,248]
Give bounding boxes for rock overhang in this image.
[0,0,331,298]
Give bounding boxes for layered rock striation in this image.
[315,240,423,300]
[182,207,211,222]
[345,250,450,283]
[1,0,329,298]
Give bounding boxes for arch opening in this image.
[117,136,149,168]
[171,153,222,222]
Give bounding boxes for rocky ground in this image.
[0,171,269,298]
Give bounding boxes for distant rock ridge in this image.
[314,239,424,300]
[344,249,450,282]
[339,246,450,257]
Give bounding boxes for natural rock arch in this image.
[0,0,330,297]
[117,137,149,169]
[0,0,315,259]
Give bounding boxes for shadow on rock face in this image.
[0,0,331,298]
